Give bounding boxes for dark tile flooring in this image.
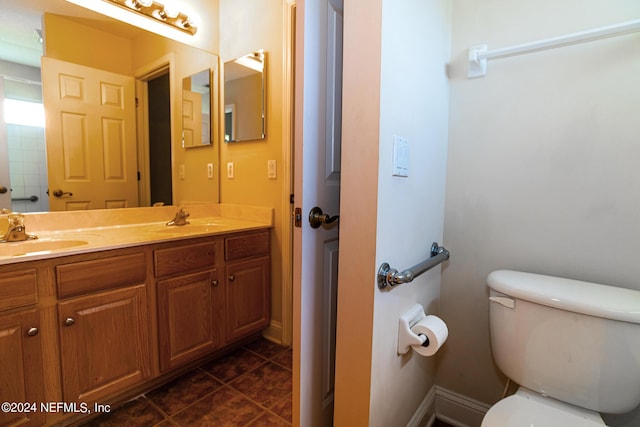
[83,338,292,427]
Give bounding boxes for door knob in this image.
[52,189,73,198]
[26,327,39,337]
[309,207,340,229]
[0,185,7,194]
[63,317,76,326]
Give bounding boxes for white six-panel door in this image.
[42,57,138,211]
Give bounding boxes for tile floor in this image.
[83,337,292,427]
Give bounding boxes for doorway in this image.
[147,72,172,206]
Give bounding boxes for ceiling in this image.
[0,0,150,68]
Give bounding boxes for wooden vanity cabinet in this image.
[55,250,150,405]
[154,240,224,371]
[0,269,45,427]
[224,231,271,343]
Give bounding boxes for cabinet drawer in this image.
[57,252,146,299]
[154,241,217,278]
[0,269,37,311]
[224,231,270,261]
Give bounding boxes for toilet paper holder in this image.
[398,304,429,355]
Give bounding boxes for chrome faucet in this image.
[166,207,190,226]
[1,213,38,242]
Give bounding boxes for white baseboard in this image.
[263,320,283,345]
[434,386,491,427]
[407,385,437,427]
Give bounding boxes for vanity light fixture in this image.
[67,0,198,35]
[114,0,196,34]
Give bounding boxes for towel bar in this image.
[378,242,450,289]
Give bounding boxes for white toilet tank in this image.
[487,270,640,414]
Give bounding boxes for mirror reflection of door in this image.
[148,72,172,206]
[0,78,9,211]
[42,57,138,211]
[182,68,211,148]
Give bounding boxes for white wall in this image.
[438,0,640,424]
[370,0,452,424]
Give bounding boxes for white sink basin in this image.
[0,239,89,257]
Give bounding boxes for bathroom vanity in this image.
[0,204,272,426]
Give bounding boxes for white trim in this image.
[434,386,491,427]
[263,319,283,344]
[407,385,437,427]
[280,0,296,348]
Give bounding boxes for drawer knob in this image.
[64,317,76,326]
[211,279,219,287]
[228,275,236,282]
[26,327,39,337]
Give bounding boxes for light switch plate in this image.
[267,160,277,179]
[227,162,234,179]
[392,135,409,177]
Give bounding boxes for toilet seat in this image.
[481,388,606,427]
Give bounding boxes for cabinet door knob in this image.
[64,317,76,326]
[228,275,236,282]
[211,279,219,287]
[26,327,39,337]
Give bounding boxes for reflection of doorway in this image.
[147,72,172,206]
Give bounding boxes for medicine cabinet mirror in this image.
[182,68,212,148]
[224,50,266,142]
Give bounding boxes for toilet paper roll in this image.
[410,315,448,357]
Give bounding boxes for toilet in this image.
[482,270,640,426]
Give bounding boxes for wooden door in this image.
[42,57,138,211]
[225,257,270,342]
[57,284,150,403]
[294,0,343,424]
[157,269,222,371]
[0,78,11,210]
[182,89,203,147]
[0,309,45,427]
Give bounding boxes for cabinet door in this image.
[157,269,223,371]
[0,309,45,427]
[225,256,270,342]
[58,284,150,404]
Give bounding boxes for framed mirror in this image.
[224,50,265,142]
[182,68,212,148]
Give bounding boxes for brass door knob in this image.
[309,207,340,229]
[52,189,73,198]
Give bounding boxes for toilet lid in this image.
[481,390,606,427]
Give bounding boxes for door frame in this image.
[134,54,175,207]
[280,0,297,349]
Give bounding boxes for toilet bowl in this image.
[482,270,640,426]
[481,388,605,427]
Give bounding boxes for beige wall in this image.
[44,13,133,75]
[438,0,640,423]
[218,0,288,340]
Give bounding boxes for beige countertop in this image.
[0,203,273,265]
